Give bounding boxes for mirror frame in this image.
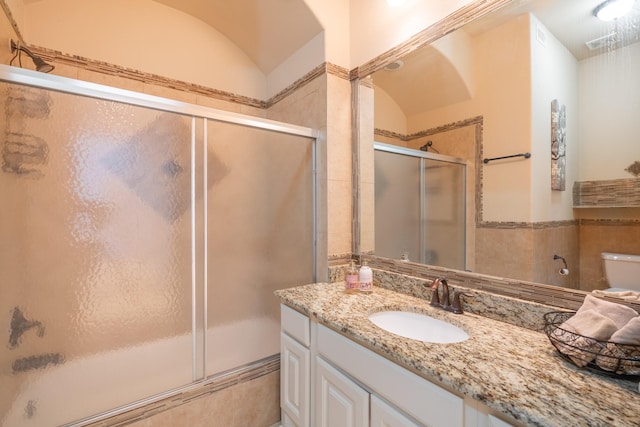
[350,0,640,311]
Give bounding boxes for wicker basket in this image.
[543,311,640,378]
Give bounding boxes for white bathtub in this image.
[2,316,279,427]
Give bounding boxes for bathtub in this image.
[2,316,280,427]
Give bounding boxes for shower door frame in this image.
[374,142,467,269]
[0,64,320,426]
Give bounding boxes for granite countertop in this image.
[275,282,640,427]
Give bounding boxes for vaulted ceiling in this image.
[373,0,640,118]
[151,0,323,73]
[19,0,324,75]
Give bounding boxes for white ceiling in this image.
[465,0,640,61]
[374,0,640,118]
[152,0,323,74]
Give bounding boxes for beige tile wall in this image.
[532,224,579,289]
[127,372,280,427]
[475,220,640,292]
[475,226,534,280]
[475,224,581,289]
[579,220,640,292]
[267,72,353,257]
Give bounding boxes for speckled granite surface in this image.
[275,282,640,427]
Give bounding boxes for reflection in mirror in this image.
[367,0,640,293]
[374,143,466,269]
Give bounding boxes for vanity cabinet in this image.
[315,356,369,426]
[316,322,462,427]
[280,304,518,427]
[280,305,311,427]
[315,355,422,427]
[370,395,421,427]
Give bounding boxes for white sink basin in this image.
[368,310,469,344]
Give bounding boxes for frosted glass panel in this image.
[375,150,421,262]
[205,120,315,375]
[423,159,465,269]
[0,82,193,426]
[374,148,465,269]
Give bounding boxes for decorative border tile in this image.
[573,178,640,207]
[579,218,640,226]
[81,355,280,427]
[359,255,640,313]
[351,0,514,79]
[24,45,349,111]
[479,219,577,229]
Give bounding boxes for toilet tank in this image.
[601,252,640,291]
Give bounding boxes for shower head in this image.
[9,39,55,73]
[419,141,439,153]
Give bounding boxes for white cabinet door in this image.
[317,324,464,427]
[370,394,421,427]
[315,356,369,427]
[465,398,520,427]
[281,332,310,427]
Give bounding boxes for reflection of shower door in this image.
[374,143,466,270]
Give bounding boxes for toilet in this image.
[601,252,640,292]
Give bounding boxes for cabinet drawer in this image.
[281,304,310,346]
[317,324,464,427]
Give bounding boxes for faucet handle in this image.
[451,291,472,314]
[429,278,441,306]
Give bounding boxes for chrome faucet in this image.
[429,277,472,314]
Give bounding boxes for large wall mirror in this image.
[360,0,640,294]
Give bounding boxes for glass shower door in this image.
[374,150,422,262]
[374,143,466,269]
[204,120,315,376]
[1,66,318,426]
[1,82,194,426]
[422,158,466,269]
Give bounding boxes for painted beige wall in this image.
[267,33,325,97]
[529,14,578,222]
[578,41,640,181]
[9,0,482,108]
[303,0,350,67]
[373,84,406,135]
[430,29,475,99]
[0,4,18,65]
[467,14,532,222]
[349,0,472,67]
[22,0,268,99]
[406,14,532,222]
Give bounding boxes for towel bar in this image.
[483,152,531,164]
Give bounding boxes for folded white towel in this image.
[577,294,639,329]
[552,309,618,367]
[595,318,640,374]
[610,317,640,345]
[563,309,618,340]
[592,289,640,302]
